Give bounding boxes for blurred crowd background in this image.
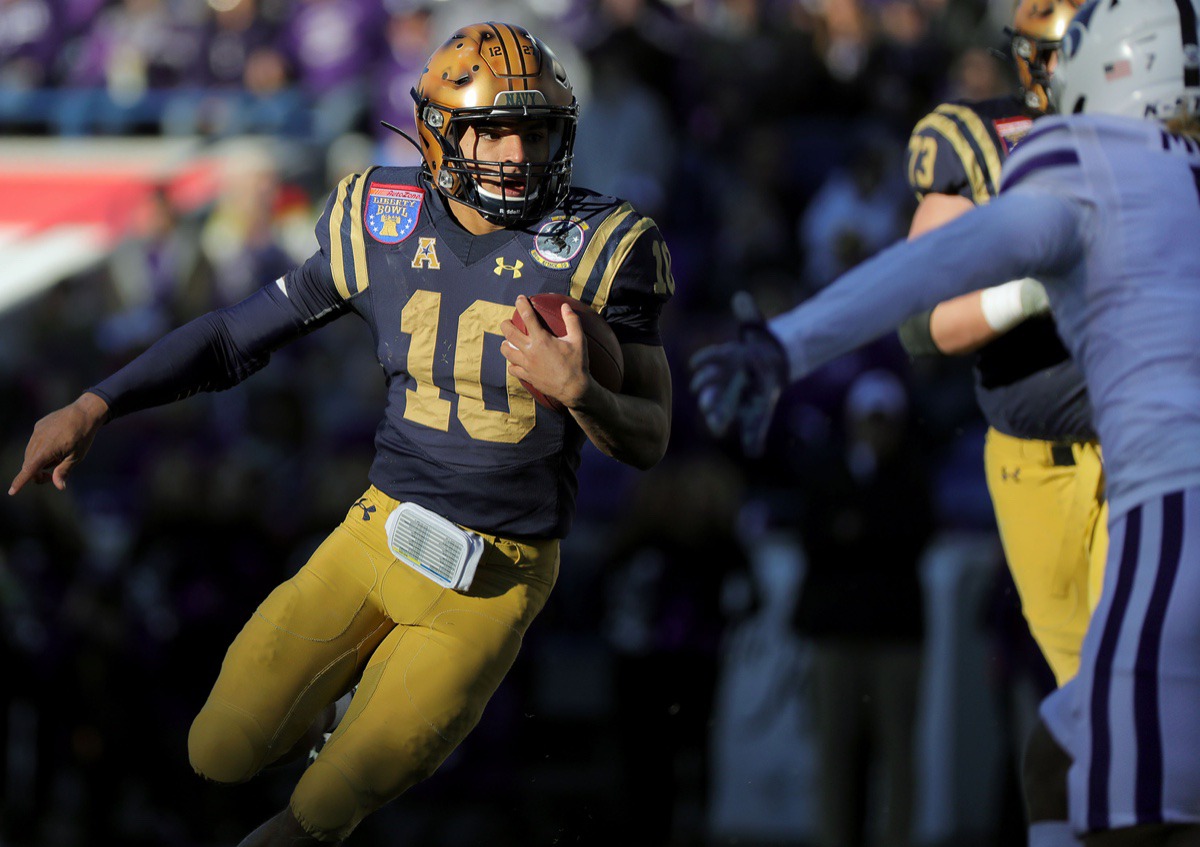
[0,0,1058,845]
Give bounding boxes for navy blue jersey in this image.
[907,98,1094,441]
[90,167,673,537]
[280,167,673,537]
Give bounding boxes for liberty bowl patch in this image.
[993,116,1033,153]
[366,183,423,244]
[532,218,587,269]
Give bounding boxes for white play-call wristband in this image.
[980,278,1036,332]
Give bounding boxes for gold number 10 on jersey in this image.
[400,290,538,444]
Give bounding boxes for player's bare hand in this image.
[9,392,109,496]
[500,296,591,408]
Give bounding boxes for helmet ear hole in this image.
[1071,96,1086,114]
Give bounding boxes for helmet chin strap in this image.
[476,184,542,202]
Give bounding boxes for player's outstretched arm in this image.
[903,192,1050,356]
[688,292,787,458]
[9,391,109,495]
[8,282,322,497]
[689,191,1084,451]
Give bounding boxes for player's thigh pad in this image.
[289,503,559,841]
[985,429,1106,684]
[189,497,395,784]
[1042,488,1200,833]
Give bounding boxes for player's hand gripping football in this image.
[8,392,109,495]
[500,295,590,410]
[688,292,788,458]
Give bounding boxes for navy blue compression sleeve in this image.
[88,281,333,420]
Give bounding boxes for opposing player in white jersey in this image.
[691,1,1200,843]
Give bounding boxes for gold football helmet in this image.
[1009,0,1085,113]
[411,22,577,224]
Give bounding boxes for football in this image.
[510,293,625,412]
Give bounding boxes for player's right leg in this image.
[188,490,395,785]
[1042,489,1200,846]
[986,431,1106,846]
[984,429,1107,686]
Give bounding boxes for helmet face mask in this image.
[1051,0,1200,121]
[1008,0,1085,113]
[411,23,578,226]
[428,111,575,225]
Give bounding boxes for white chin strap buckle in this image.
[384,502,484,592]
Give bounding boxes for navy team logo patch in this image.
[532,217,587,269]
[365,183,422,244]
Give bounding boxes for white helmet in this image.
[1052,0,1200,121]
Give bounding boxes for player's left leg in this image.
[285,528,559,842]
[188,491,396,785]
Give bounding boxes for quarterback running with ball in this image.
[11,22,673,846]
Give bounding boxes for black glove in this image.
[688,292,788,458]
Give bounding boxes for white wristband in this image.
[980,278,1037,332]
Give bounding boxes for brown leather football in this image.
[510,293,625,412]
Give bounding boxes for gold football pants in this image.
[984,428,1107,685]
[187,485,559,841]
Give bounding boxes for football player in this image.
[691,0,1200,843]
[9,22,674,846]
[900,5,1094,843]
[901,0,1099,692]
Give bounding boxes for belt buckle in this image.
[1050,443,1076,467]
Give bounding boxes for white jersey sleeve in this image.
[773,112,1200,516]
[767,158,1088,381]
[1013,115,1200,514]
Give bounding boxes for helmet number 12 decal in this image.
[400,291,537,444]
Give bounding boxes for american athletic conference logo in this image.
[365,183,423,244]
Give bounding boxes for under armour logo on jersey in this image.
[412,237,440,270]
[494,258,523,278]
[353,498,377,520]
[1000,466,1021,483]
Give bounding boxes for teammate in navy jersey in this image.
[692,0,1200,844]
[901,4,1101,844]
[10,22,673,846]
[899,0,1103,697]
